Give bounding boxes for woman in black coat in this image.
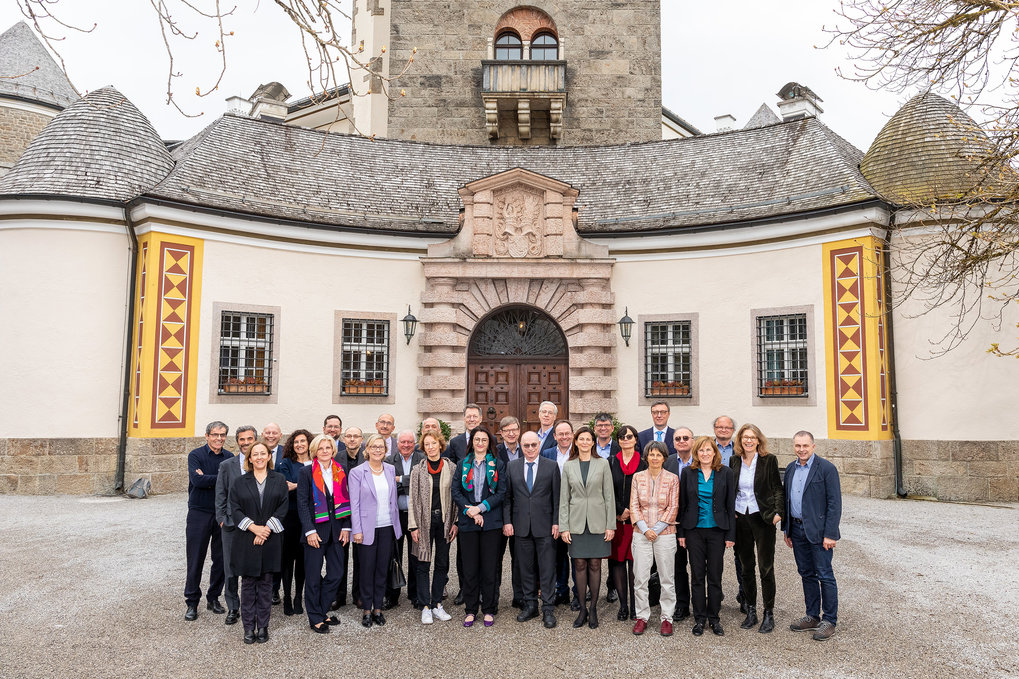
[228,440,289,644]
[677,436,735,637]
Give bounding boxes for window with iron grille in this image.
[341,319,390,396]
[757,313,808,396]
[644,321,692,398]
[218,312,273,394]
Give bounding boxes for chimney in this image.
[247,81,291,122]
[776,82,823,121]
[714,114,736,132]
[225,95,251,116]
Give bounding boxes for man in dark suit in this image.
[214,424,256,624]
[503,431,561,629]
[783,430,842,642]
[444,403,482,461]
[386,430,424,608]
[261,421,285,604]
[535,401,558,454]
[183,421,233,621]
[638,401,677,458]
[496,416,525,609]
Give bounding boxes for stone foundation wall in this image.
[902,440,1018,502]
[770,438,897,499]
[124,436,206,494]
[0,438,119,495]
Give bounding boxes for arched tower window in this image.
[531,32,558,60]
[495,32,523,60]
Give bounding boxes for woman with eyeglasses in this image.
[608,424,646,621]
[348,433,402,628]
[730,423,784,633]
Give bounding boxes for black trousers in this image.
[735,510,777,610]
[673,537,692,615]
[280,511,305,601]
[336,541,361,606]
[496,533,524,603]
[387,509,419,604]
[357,526,395,612]
[184,509,224,606]
[554,536,571,598]
[686,526,726,624]
[458,528,501,615]
[241,572,273,631]
[414,517,451,608]
[303,536,345,626]
[516,533,556,613]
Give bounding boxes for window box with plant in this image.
[343,378,385,395]
[650,380,690,396]
[760,379,805,396]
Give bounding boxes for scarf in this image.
[312,458,351,523]
[427,458,444,475]
[461,453,498,494]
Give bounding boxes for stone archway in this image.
[416,168,618,430]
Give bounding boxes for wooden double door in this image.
[468,359,569,434]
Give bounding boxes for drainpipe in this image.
[883,213,907,497]
[115,198,141,491]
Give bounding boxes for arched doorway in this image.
[467,305,569,433]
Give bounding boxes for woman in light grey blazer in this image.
[559,425,616,630]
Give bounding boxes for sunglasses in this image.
[674,435,691,441]
[620,434,635,440]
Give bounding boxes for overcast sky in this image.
[0,1,912,149]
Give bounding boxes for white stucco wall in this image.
[0,223,129,437]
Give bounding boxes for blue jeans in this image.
[789,520,838,625]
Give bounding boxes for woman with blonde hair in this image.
[408,430,457,624]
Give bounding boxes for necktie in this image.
[656,430,663,442]
[526,462,534,492]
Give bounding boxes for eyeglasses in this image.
[715,425,733,431]
[208,433,227,438]
[620,434,635,440]
[521,442,539,448]
[501,427,520,434]
[651,410,669,416]
[741,436,758,441]
[674,436,691,441]
[367,444,387,451]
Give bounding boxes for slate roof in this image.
[0,22,77,109]
[744,103,780,129]
[860,92,1007,205]
[143,113,877,234]
[0,86,174,202]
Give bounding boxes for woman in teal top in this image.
[677,436,735,637]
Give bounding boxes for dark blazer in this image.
[445,432,470,462]
[335,447,364,475]
[609,452,648,520]
[276,458,307,520]
[729,453,785,524]
[215,455,244,528]
[782,455,842,544]
[538,429,557,454]
[502,456,561,538]
[451,454,507,533]
[638,426,677,458]
[269,444,284,468]
[496,442,524,465]
[663,453,694,477]
[228,470,289,577]
[676,465,736,542]
[386,450,425,500]
[595,439,622,459]
[297,462,352,544]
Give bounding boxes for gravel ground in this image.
[0,494,1016,679]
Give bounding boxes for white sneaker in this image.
[421,607,434,624]
[432,605,452,621]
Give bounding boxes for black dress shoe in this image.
[331,599,343,610]
[224,609,239,625]
[573,607,588,628]
[675,609,691,621]
[554,592,569,607]
[325,615,341,626]
[361,614,373,628]
[710,621,725,636]
[293,596,304,615]
[542,611,557,629]
[511,598,524,610]
[243,629,255,644]
[310,622,331,634]
[255,626,268,643]
[587,606,599,629]
[516,605,539,622]
[692,621,705,636]
[283,596,294,616]
[272,592,282,606]
[207,598,225,614]
[184,606,198,621]
[741,606,759,630]
[617,605,629,621]
[570,597,581,612]
[382,597,398,611]
[372,611,386,626]
[606,588,618,603]
[453,590,464,606]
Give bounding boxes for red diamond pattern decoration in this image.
[152,244,194,427]
[831,247,868,430]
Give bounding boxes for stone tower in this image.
[351,0,662,146]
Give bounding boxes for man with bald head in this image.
[376,413,397,455]
[387,429,424,608]
[261,422,285,604]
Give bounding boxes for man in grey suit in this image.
[215,424,256,625]
[386,429,424,608]
[503,431,561,629]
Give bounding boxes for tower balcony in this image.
[481,60,567,141]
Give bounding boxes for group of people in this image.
[183,402,842,644]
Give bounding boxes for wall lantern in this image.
[618,307,634,347]
[402,305,418,345]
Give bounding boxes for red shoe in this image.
[633,619,647,635]
[660,620,673,636]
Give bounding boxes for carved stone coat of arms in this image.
[494,187,544,258]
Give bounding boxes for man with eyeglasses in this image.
[184,421,233,621]
[535,401,559,454]
[496,416,525,609]
[638,402,677,458]
[712,414,745,612]
[375,413,397,455]
[665,426,695,621]
[593,413,620,459]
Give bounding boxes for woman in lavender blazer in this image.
[348,433,403,628]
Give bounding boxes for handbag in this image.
[388,556,407,590]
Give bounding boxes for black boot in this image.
[740,605,759,629]
[617,604,629,621]
[293,593,303,615]
[758,608,775,633]
[588,604,599,629]
[283,594,294,616]
[736,590,748,615]
[243,628,255,645]
[573,606,588,628]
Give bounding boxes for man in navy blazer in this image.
[782,431,842,641]
[638,401,677,457]
[445,404,482,461]
[535,401,559,454]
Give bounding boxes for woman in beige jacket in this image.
[408,431,457,624]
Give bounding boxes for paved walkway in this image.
[0,494,1015,678]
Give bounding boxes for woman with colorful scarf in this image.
[408,430,457,625]
[296,434,351,635]
[450,425,507,627]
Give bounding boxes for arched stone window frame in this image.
[494,30,523,60]
[530,31,559,61]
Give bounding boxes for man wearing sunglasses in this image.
[665,426,695,621]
